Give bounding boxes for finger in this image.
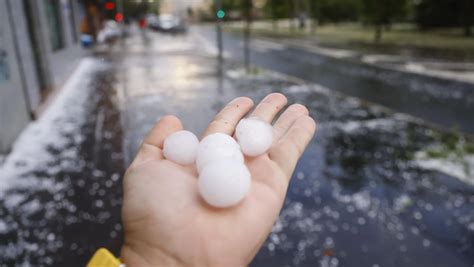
[130,115,183,168]
[144,115,183,148]
[129,143,163,169]
[203,97,254,137]
[249,93,287,123]
[269,116,316,178]
[272,104,309,140]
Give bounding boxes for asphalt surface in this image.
[0,25,472,267]
[113,26,474,267]
[191,25,474,134]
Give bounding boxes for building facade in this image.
[0,0,87,153]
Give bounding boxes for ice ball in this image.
[196,145,244,173]
[236,118,273,157]
[163,130,199,165]
[196,133,243,172]
[198,161,251,208]
[199,133,240,150]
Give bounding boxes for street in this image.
[193,25,474,134]
[0,25,473,266]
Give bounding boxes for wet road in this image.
[192,25,474,134]
[0,26,472,267]
[114,27,474,267]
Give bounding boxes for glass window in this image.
[24,0,47,90]
[45,0,65,51]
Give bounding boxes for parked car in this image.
[149,14,186,34]
[97,20,121,43]
[146,14,159,29]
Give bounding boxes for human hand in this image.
[121,93,316,266]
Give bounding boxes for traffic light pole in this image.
[117,0,124,43]
[215,0,223,64]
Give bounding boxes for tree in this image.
[293,0,309,30]
[263,0,291,31]
[263,0,288,31]
[461,0,473,36]
[308,0,318,33]
[360,0,409,42]
[310,0,359,25]
[415,0,473,37]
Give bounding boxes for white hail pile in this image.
[162,119,273,208]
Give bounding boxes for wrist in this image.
[121,242,248,267]
[121,242,182,267]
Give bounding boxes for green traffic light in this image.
[217,10,225,19]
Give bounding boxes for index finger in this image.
[143,115,183,148]
[202,97,254,138]
[130,115,183,168]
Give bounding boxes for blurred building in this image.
[0,0,88,153]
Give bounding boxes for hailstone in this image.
[199,133,240,150]
[236,118,273,157]
[163,130,199,165]
[196,133,243,172]
[198,161,251,207]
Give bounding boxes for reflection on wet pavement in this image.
[0,27,472,266]
[115,30,474,267]
[192,26,474,134]
[0,60,124,266]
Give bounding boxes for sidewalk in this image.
[0,27,473,266]
[0,58,125,266]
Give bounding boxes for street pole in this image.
[244,0,251,73]
[309,0,316,34]
[117,0,124,24]
[289,0,296,32]
[215,0,223,64]
[117,0,124,42]
[271,0,277,32]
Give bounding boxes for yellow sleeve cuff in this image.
[87,248,123,267]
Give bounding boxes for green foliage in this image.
[212,0,242,13]
[122,0,157,17]
[440,132,460,151]
[466,143,474,154]
[310,0,360,23]
[358,0,409,41]
[426,149,450,159]
[421,131,473,178]
[415,0,473,36]
[359,0,409,25]
[425,130,474,159]
[263,0,292,19]
[251,0,471,36]
[263,0,360,23]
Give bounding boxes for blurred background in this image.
[0,0,473,266]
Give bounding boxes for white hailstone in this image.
[199,132,240,150]
[198,161,251,208]
[196,133,243,172]
[236,117,273,157]
[163,130,199,165]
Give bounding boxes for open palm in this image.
[121,94,316,267]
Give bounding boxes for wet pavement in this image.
[0,59,124,266]
[113,26,474,267]
[0,25,473,266]
[193,25,474,134]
